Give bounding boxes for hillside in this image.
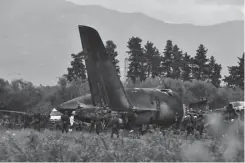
[0,0,243,85]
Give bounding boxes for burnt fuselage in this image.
[126,88,184,126]
[58,88,184,127]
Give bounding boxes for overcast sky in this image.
[68,0,244,25]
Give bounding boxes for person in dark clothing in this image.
[61,111,70,133]
[24,115,30,129]
[186,122,194,134]
[140,124,148,135]
[95,114,102,135]
[111,115,120,138]
[186,116,195,139]
[90,119,95,133]
[196,115,205,137]
[126,110,138,130]
[226,104,236,120]
[32,113,41,131]
[36,113,41,131]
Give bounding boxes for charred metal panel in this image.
[125,88,184,126]
[78,25,132,111]
[84,51,107,107]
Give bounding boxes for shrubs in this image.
[1,76,243,114]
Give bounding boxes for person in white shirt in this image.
[69,111,75,131]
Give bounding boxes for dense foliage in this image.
[64,52,87,83]
[223,54,244,90]
[105,40,121,77]
[127,37,146,83]
[0,76,243,114]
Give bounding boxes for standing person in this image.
[226,104,236,120]
[69,111,75,132]
[235,110,242,126]
[127,110,137,131]
[90,119,95,133]
[174,112,181,129]
[31,113,41,131]
[186,116,194,139]
[140,124,148,135]
[233,110,243,135]
[110,115,120,138]
[196,115,205,137]
[36,113,41,131]
[240,110,244,121]
[61,111,70,133]
[24,115,30,129]
[95,114,102,135]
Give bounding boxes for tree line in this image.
[64,37,244,90]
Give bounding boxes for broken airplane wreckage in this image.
[56,25,184,128]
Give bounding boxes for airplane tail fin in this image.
[78,25,132,111]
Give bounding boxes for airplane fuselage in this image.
[58,88,184,127]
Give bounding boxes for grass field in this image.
[0,115,244,162]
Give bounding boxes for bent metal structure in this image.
[57,25,184,127]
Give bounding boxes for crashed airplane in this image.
[57,25,185,127]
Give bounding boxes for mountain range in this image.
[0,0,244,85]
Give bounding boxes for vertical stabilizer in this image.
[78,25,132,111]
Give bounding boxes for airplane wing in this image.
[57,94,94,111]
[0,110,33,115]
[78,25,132,111]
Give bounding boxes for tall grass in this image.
[0,114,243,162]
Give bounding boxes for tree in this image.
[192,44,209,81]
[65,51,87,83]
[1,79,43,112]
[208,56,222,88]
[57,76,69,102]
[151,50,161,78]
[161,40,173,77]
[181,52,192,81]
[238,53,244,89]
[223,53,244,90]
[58,76,68,91]
[0,79,10,109]
[105,40,121,77]
[212,64,222,87]
[127,37,146,83]
[171,45,183,79]
[143,41,161,78]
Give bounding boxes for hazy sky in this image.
[68,0,244,25]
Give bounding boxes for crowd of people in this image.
[59,111,128,138]
[182,104,244,138]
